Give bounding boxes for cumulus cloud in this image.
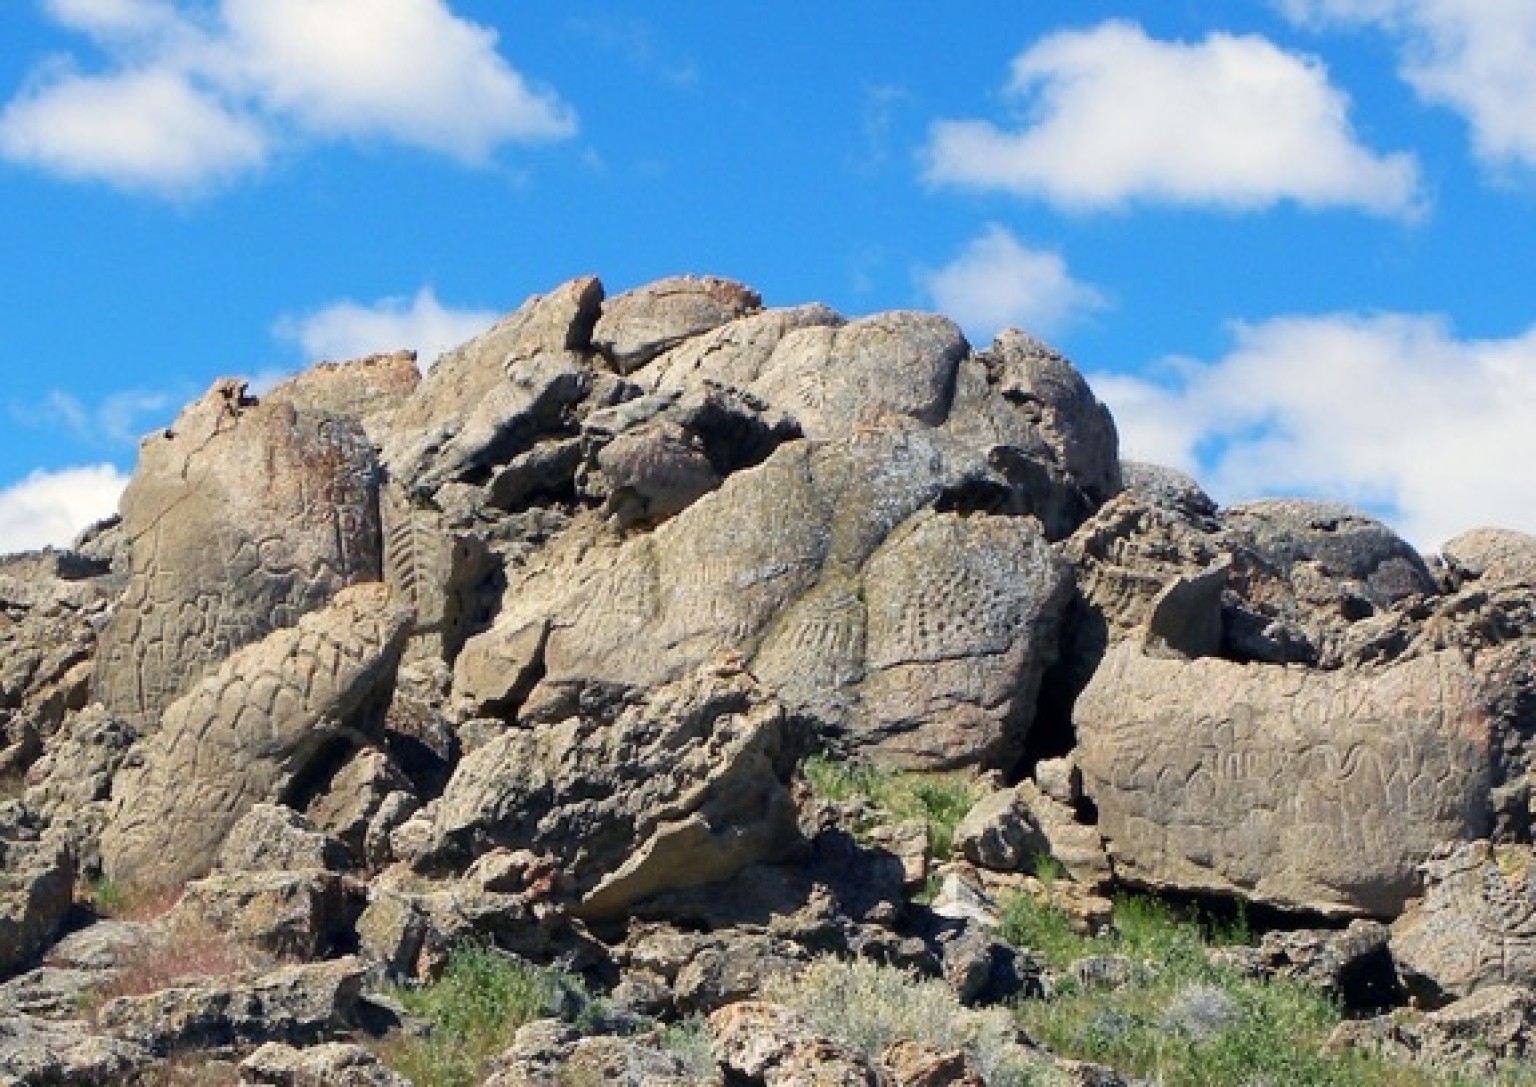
[276,287,498,371]
[1281,0,1536,171]
[0,464,128,554]
[1,0,575,195]
[1091,313,1536,549]
[923,20,1422,216]
[919,225,1106,342]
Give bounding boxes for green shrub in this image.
[658,1016,716,1080]
[380,943,581,1087]
[1001,890,1517,1086]
[766,956,1063,1085]
[801,755,982,860]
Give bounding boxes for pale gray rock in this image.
[94,380,385,724]
[468,428,1073,769]
[217,804,349,874]
[640,303,842,395]
[953,783,1110,890]
[709,1000,880,1085]
[1392,841,1536,1003]
[1076,640,1496,917]
[263,350,421,440]
[382,275,603,498]
[593,274,761,373]
[0,1014,150,1084]
[1119,461,1216,519]
[93,956,367,1057]
[0,804,74,980]
[1439,527,1536,591]
[1330,985,1536,1078]
[424,660,801,919]
[241,1041,412,1087]
[485,1020,709,1087]
[750,311,967,440]
[100,584,412,888]
[174,870,357,960]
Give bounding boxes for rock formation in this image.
[1,271,1533,1083]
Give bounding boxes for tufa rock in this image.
[94,380,384,725]
[99,584,411,888]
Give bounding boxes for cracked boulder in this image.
[421,659,802,919]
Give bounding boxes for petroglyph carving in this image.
[1076,641,1495,917]
[94,385,383,725]
[100,584,411,888]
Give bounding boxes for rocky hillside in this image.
[2,274,1534,1085]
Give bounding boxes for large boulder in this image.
[1075,637,1496,917]
[94,380,385,725]
[381,276,604,501]
[99,584,411,888]
[461,428,1074,769]
[423,660,801,919]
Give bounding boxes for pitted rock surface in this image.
[1076,640,1496,917]
[94,380,384,725]
[1392,841,1536,1002]
[0,804,75,979]
[100,584,411,888]
[466,427,1074,768]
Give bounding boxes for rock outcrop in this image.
[1,272,1533,1083]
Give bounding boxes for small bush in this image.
[86,878,183,921]
[379,943,585,1087]
[765,956,1062,1085]
[802,755,982,859]
[658,1016,716,1080]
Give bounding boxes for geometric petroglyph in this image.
[1076,640,1496,917]
[94,382,383,726]
[99,584,410,889]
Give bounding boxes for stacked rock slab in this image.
[93,380,385,725]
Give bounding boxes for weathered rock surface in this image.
[1076,638,1495,917]
[0,550,115,784]
[0,804,74,980]
[100,584,411,888]
[466,430,1075,768]
[240,1040,412,1086]
[1392,841,1536,1003]
[93,956,367,1057]
[424,660,801,917]
[94,380,385,724]
[0,1014,150,1084]
[485,1020,708,1086]
[593,274,761,373]
[709,1001,880,1085]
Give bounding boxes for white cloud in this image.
[919,225,1106,342]
[0,464,128,554]
[1092,313,1536,550]
[0,65,267,195]
[276,287,497,370]
[923,20,1422,216]
[221,0,575,159]
[34,387,178,446]
[1,0,575,195]
[1281,0,1536,171]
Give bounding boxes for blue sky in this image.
[3,0,1535,552]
